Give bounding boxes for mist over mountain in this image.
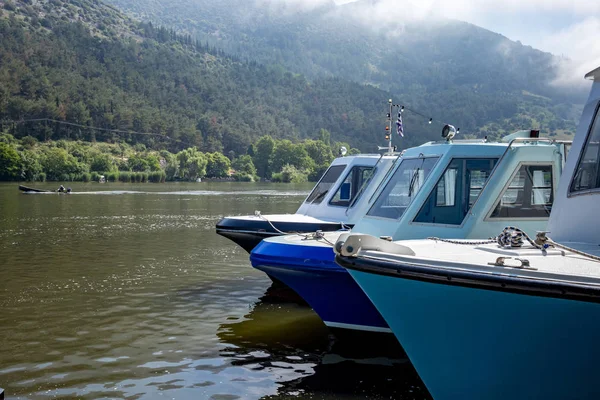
[105,0,587,139]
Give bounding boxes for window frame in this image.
[485,162,555,221]
[411,157,498,227]
[366,156,441,220]
[328,165,375,208]
[303,164,347,205]
[569,101,600,197]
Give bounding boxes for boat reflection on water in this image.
[217,284,431,399]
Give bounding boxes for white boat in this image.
[216,153,399,252]
[334,66,600,399]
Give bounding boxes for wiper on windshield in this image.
[408,168,421,197]
[311,190,329,204]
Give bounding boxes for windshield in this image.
[329,166,374,207]
[367,157,439,219]
[304,164,346,204]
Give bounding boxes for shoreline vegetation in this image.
[0,130,359,184]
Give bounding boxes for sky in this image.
[285,0,600,87]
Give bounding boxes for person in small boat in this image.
[66,187,72,194]
[58,185,66,193]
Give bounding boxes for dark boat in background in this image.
[19,185,54,193]
[19,185,70,193]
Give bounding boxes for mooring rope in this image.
[253,210,343,244]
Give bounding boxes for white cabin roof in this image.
[585,66,600,81]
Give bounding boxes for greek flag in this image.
[396,111,404,137]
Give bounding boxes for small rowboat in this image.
[19,185,70,193]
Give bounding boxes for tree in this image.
[41,147,87,180]
[232,154,257,176]
[303,139,334,167]
[271,139,314,174]
[90,153,114,172]
[0,143,21,180]
[318,129,331,146]
[176,147,207,180]
[206,152,231,178]
[20,150,42,181]
[128,155,150,172]
[253,135,275,179]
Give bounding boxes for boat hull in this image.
[250,239,389,332]
[342,257,600,400]
[216,217,348,253]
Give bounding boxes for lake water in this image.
[0,182,430,400]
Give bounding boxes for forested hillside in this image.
[106,0,585,137]
[1,0,447,156]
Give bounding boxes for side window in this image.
[414,158,497,225]
[571,104,600,193]
[305,165,346,204]
[490,165,553,219]
[330,166,374,207]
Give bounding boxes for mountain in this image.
[105,0,586,138]
[0,0,450,155]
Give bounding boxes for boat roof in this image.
[329,153,400,166]
[585,66,600,81]
[400,138,551,159]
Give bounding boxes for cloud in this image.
[258,0,600,86]
[328,0,600,86]
[538,17,600,88]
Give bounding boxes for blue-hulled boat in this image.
[216,153,399,252]
[250,129,569,332]
[334,66,600,399]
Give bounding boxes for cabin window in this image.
[305,165,347,204]
[367,157,439,219]
[490,164,553,219]
[414,158,497,225]
[329,166,374,207]
[571,104,600,193]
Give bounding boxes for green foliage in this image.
[149,170,166,183]
[232,172,255,182]
[20,150,42,181]
[232,154,257,177]
[21,136,38,149]
[253,136,275,179]
[40,147,88,181]
[127,155,149,172]
[90,153,114,172]
[205,152,231,178]
[272,164,308,183]
[106,171,118,182]
[118,171,131,182]
[176,147,207,181]
[0,142,21,180]
[304,139,334,170]
[271,140,314,176]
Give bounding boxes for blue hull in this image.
[249,240,389,332]
[348,268,600,399]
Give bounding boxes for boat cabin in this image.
[216,153,399,252]
[547,66,600,244]
[353,130,569,239]
[295,153,399,222]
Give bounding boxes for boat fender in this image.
[334,234,415,257]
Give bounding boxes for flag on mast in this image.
[396,111,404,137]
